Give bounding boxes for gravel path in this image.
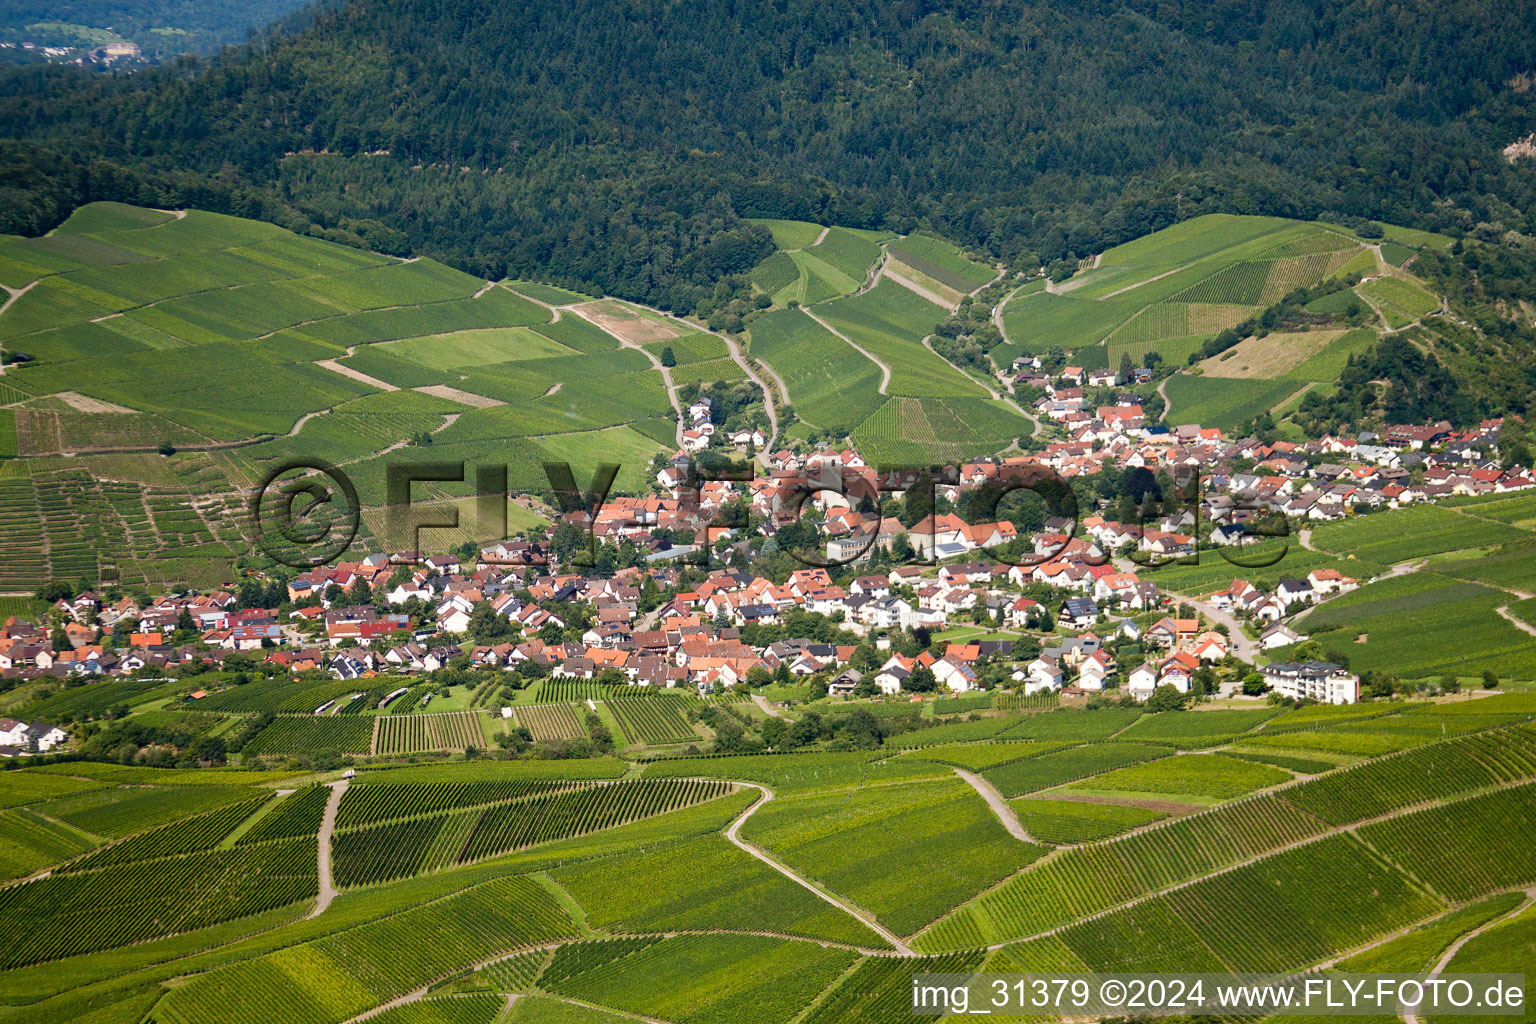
[306,778,350,920]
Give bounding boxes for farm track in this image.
[883,264,958,311]
[802,309,891,395]
[560,301,685,447]
[750,693,786,719]
[953,768,1037,844]
[1156,374,1173,422]
[316,354,399,392]
[647,305,781,451]
[306,778,350,921]
[1495,606,1536,639]
[722,782,914,954]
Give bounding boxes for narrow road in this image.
[564,305,685,447]
[716,331,779,450]
[1496,606,1536,639]
[316,347,400,391]
[953,769,1036,843]
[306,778,350,920]
[1298,528,1316,552]
[803,309,891,395]
[1402,886,1536,1024]
[750,693,785,719]
[884,265,959,311]
[723,783,914,954]
[1156,374,1173,423]
[1114,556,1256,665]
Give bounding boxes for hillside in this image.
[2,0,1536,317]
[1,693,1535,1024]
[0,203,764,589]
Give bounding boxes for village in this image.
[7,366,1532,745]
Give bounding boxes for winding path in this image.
[1156,374,1173,422]
[750,693,785,719]
[803,309,891,395]
[1496,606,1536,639]
[1112,556,1256,665]
[723,783,913,954]
[689,322,779,450]
[306,778,350,921]
[953,769,1036,843]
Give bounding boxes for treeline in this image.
[2,0,1536,311]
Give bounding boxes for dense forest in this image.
[1,0,1535,314]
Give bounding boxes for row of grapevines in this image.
[457,779,730,864]
[0,837,316,968]
[237,786,331,844]
[1281,723,1536,824]
[60,793,271,872]
[335,779,567,829]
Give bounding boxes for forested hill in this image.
[2,0,1536,312]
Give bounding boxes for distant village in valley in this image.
[5,364,1531,761]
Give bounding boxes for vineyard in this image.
[242,716,373,756]
[60,794,270,872]
[0,696,1530,1020]
[332,779,732,885]
[980,742,1172,796]
[515,703,587,741]
[156,875,577,1024]
[607,697,699,745]
[0,836,316,968]
[553,833,888,947]
[374,712,485,755]
[537,678,659,703]
[1013,798,1167,844]
[544,933,858,1024]
[336,779,570,829]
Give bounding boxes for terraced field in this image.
[997,215,1370,368]
[0,702,1531,1023]
[0,202,681,581]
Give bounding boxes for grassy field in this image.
[1162,373,1306,430]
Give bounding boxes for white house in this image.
[1262,661,1359,704]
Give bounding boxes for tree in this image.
[1145,684,1190,712]
[659,346,677,367]
[1482,669,1500,689]
[1010,635,1041,661]
[903,666,937,693]
[1118,351,1134,381]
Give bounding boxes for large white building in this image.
[1261,661,1360,704]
